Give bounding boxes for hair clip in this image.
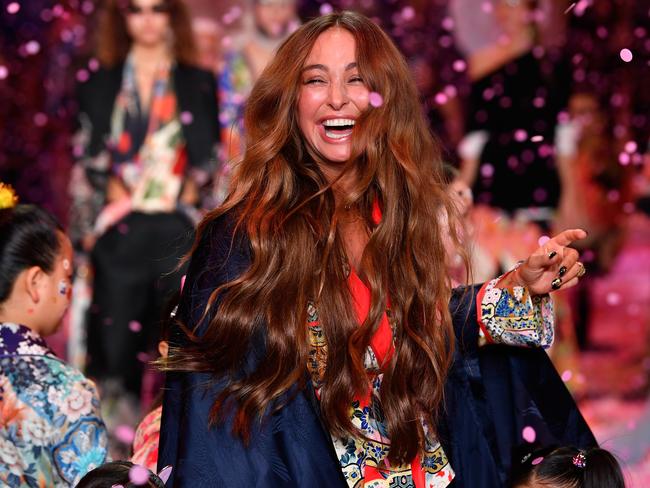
[0,182,19,209]
[572,451,587,469]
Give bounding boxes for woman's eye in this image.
[349,76,364,83]
[305,78,325,85]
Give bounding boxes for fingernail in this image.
[551,277,562,290]
[559,266,567,277]
[548,251,557,259]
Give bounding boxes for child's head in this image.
[512,446,625,488]
[0,204,73,336]
[76,461,169,488]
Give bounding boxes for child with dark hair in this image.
[0,185,108,486]
[512,445,626,488]
[76,461,171,488]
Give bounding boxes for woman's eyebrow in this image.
[302,62,358,72]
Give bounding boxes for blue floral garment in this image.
[0,323,108,487]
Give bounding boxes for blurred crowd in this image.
[0,0,649,485]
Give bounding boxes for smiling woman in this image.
[159,11,595,488]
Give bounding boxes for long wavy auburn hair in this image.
[166,11,466,464]
[96,0,197,67]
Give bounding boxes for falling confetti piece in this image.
[158,466,173,483]
[0,66,7,79]
[129,320,142,332]
[532,457,544,465]
[25,40,40,55]
[434,92,448,105]
[320,3,333,15]
[114,425,135,444]
[76,69,89,82]
[538,235,551,246]
[7,2,20,14]
[401,6,415,20]
[514,129,528,142]
[129,465,150,485]
[624,141,637,153]
[369,91,383,107]
[180,275,186,292]
[564,2,576,14]
[530,135,543,143]
[452,59,466,72]
[561,370,573,382]
[180,111,193,125]
[606,292,621,306]
[522,426,536,443]
[480,164,494,178]
[620,49,633,62]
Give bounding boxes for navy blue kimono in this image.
[158,213,596,487]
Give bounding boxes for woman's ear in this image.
[23,266,45,304]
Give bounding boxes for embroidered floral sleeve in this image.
[476,272,554,348]
[49,372,109,485]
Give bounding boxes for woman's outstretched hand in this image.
[510,228,588,295]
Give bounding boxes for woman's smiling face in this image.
[297,28,370,167]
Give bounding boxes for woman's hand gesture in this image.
[514,228,588,295]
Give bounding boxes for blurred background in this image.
[1,0,648,484]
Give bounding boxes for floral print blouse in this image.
[0,323,108,487]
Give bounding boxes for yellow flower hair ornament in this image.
[0,182,19,209]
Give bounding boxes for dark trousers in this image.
[86,211,194,396]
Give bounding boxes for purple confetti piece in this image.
[480,164,494,178]
[137,352,150,363]
[401,6,415,20]
[76,69,89,82]
[158,465,173,484]
[538,235,550,247]
[522,426,536,443]
[180,111,193,125]
[320,3,333,15]
[129,465,150,485]
[129,320,142,333]
[514,129,528,142]
[561,370,573,382]
[532,456,544,465]
[369,91,383,107]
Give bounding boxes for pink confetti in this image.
[514,129,528,142]
[7,2,20,14]
[481,2,493,13]
[111,485,125,488]
[434,92,448,105]
[441,17,454,30]
[522,426,536,443]
[129,320,142,332]
[137,352,150,363]
[0,65,7,79]
[319,3,333,15]
[33,113,47,127]
[158,466,173,483]
[401,6,415,20]
[180,274,186,292]
[480,164,494,178]
[88,58,100,71]
[530,135,544,143]
[606,292,621,306]
[532,456,544,465]
[180,111,193,125]
[129,465,150,485]
[620,49,633,63]
[76,69,89,82]
[564,2,576,14]
[368,91,383,107]
[452,59,466,72]
[624,141,637,153]
[561,370,573,382]
[117,223,129,234]
[25,40,40,55]
[114,424,135,444]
